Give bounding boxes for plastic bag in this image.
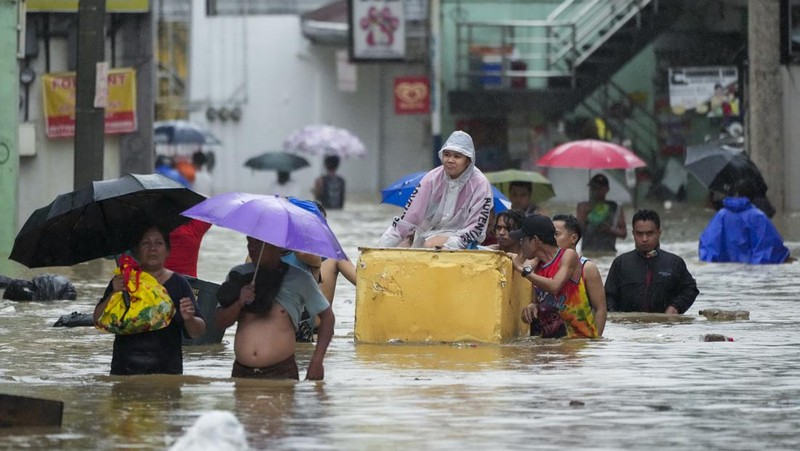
[32,274,77,301]
[2,274,77,301]
[96,255,175,335]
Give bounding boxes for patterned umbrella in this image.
[283,125,366,158]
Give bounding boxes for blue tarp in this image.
[699,197,789,264]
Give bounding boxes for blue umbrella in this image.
[380,171,510,213]
[154,120,221,146]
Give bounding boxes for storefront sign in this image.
[394,76,429,115]
[349,0,406,61]
[42,68,137,138]
[28,0,150,12]
[668,66,739,117]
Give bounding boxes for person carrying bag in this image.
[96,254,176,335]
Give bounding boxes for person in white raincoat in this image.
[378,130,494,249]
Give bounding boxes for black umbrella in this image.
[685,142,774,216]
[684,142,747,188]
[10,173,206,268]
[154,120,221,146]
[244,151,310,172]
[685,142,770,193]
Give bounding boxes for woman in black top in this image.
[94,226,206,375]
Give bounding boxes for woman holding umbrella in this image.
[377,131,494,249]
[93,226,206,375]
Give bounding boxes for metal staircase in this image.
[451,1,683,108]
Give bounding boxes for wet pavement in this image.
[1,200,799,450]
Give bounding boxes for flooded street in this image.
[2,200,800,450]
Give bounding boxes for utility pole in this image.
[430,0,442,166]
[0,0,20,257]
[748,0,784,212]
[74,0,106,189]
[119,8,155,175]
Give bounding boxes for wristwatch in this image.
[521,265,533,278]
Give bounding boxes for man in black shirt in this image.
[604,209,698,314]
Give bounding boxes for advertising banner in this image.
[350,0,406,61]
[28,1,149,12]
[394,76,429,115]
[42,68,137,138]
[668,66,739,117]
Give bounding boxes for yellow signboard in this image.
[42,68,137,138]
[28,1,149,13]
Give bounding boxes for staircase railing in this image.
[576,79,660,168]
[548,0,654,69]
[454,0,655,90]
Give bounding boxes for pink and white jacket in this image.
[378,131,494,249]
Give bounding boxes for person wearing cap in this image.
[576,174,627,254]
[509,214,599,339]
[605,209,698,314]
[377,130,494,249]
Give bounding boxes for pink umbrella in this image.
[283,125,366,158]
[181,192,347,261]
[537,140,646,170]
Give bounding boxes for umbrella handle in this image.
[251,242,266,283]
[114,254,133,316]
[119,291,132,322]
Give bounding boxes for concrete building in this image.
[4,0,800,257]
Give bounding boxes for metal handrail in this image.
[453,0,658,89]
[455,0,656,89]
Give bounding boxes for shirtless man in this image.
[215,237,334,380]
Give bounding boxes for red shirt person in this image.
[164,219,212,277]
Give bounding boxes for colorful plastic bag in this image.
[96,255,175,335]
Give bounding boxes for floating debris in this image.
[699,309,750,321]
[702,334,734,342]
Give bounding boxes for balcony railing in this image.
[454,0,655,90]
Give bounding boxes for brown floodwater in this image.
[1,201,799,450]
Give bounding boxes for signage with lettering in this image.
[42,68,137,138]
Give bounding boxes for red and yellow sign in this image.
[42,68,137,138]
[394,76,430,115]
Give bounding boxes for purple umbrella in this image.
[181,192,347,261]
[283,125,366,158]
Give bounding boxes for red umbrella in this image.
[537,140,646,170]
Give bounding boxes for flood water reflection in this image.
[1,200,800,449]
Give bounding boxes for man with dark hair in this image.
[604,209,698,314]
[552,214,606,336]
[508,214,600,339]
[487,209,525,253]
[313,155,346,209]
[215,237,334,380]
[508,181,538,215]
[576,173,626,253]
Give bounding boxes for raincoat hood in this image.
[438,131,475,164]
[722,196,752,212]
[378,130,493,249]
[699,196,789,264]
